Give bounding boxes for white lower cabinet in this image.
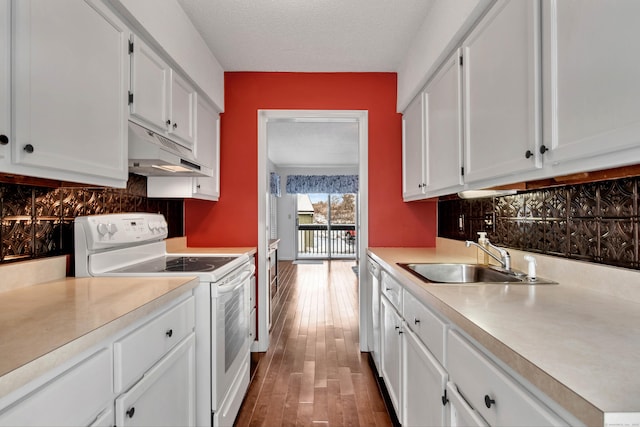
[446,381,488,427]
[115,333,196,427]
[380,295,403,417]
[0,292,196,427]
[402,325,448,427]
[0,349,112,427]
[447,330,568,427]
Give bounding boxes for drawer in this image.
[114,295,195,392]
[0,348,111,426]
[447,330,568,427]
[381,272,402,311]
[403,289,447,365]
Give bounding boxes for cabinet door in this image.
[169,70,196,148]
[0,0,9,162]
[462,0,541,184]
[130,35,170,133]
[542,0,640,168]
[11,0,129,186]
[402,325,448,427]
[115,333,196,427]
[424,50,464,198]
[193,98,220,199]
[447,330,568,426]
[380,295,402,417]
[402,93,426,201]
[0,349,112,427]
[446,382,488,427]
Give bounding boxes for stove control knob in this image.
[107,223,118,235]
[148,222,157,232]
[97,223,109,236]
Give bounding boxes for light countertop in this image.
[368,243,640,426]
[0,271,198,399]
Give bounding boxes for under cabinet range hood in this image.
[128,121,212,177]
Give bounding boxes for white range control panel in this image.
[75,213,168,251]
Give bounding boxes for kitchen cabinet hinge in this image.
[128,91,134,105]
[128,40,134,54]
[460,166,465,176]
[459,56,463,66]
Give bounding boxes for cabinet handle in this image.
[166,329,173,338]
[441,390,449,406]
[394,326,400,330]
[126,407,135,418]
[414,318,420,325]
[525,150,533,159]
[540,145,549,155]
[0,134,8,145]
[484,394,495,409]
[23,144,34,153]
[166,119,172,126]
[173,123,178,129]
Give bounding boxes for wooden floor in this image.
[235,260,392,427]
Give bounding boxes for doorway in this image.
[256,109,369,353]
[296,192,357,260]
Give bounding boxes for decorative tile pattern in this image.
[438,175,640,271]
[0,174,185,264]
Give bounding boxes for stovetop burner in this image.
[163,256,237,272]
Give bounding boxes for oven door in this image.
[211,264,253,415]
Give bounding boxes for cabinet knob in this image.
[166,329,173,338]
[441,391,449,406]
[126,407,135,418]
[540,145,549,155]
[525,150,533,159]
[23,144,34,153]
[166,119,172,126]
[0,134,8,145]
[414,318,420,325]
[484,394,496,409]
[173,123,178,129]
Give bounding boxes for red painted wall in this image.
[185,72,437,247]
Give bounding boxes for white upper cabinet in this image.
[462,0,542,185]
[129,35,196,149]
[541,0,640,171]
[147,98,220,201]
[402,93,426,201]
[169,71,196,147]
[0,0,8,160]
[8,0,130,187]
[423,51,463,198]
[129,35,170,134]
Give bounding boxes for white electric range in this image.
[74,213,254,427]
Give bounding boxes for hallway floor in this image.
[235,260,392,426]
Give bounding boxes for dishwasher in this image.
[367,256,382,375]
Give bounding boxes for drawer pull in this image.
[441,390,448,406]
[126,407,135,418]
[484,394,495,409]
[166,329,173,338]
[414,318,420,325]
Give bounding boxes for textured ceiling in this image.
[177,0,433,166]
[176,0,434,72]
[267,121,359,167]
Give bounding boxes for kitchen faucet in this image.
[465,239,511,271]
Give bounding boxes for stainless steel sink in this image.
[397,263,557,285]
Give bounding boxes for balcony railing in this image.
[297,223,356,259]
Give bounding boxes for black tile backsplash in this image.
[0,174,184,265]
[438,176,640,270]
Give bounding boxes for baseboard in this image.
[367,352,400,427]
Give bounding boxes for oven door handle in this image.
[217,264,255,295]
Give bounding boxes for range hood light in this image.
[457,189,518,199]
[150,164,193,173]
